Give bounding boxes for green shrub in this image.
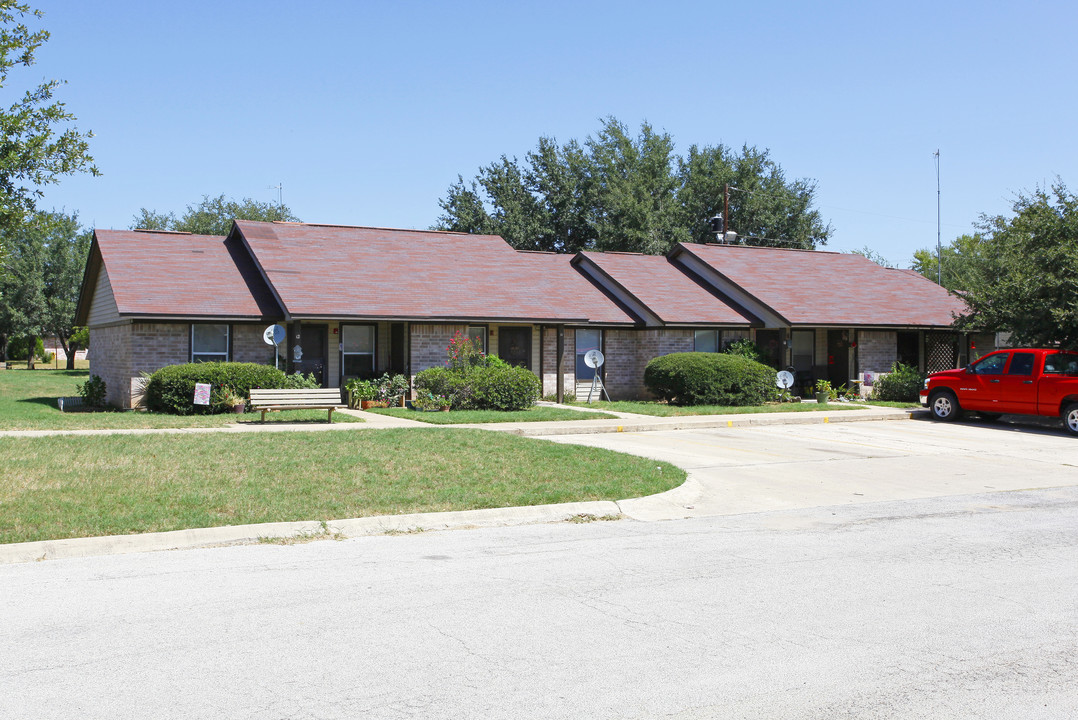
[871,362,926,402]
[282,371,321,389]
[644,352,775,406]
[415,361,539,411]
[468,364,541,410]
[145,362,287,415]
[7,336,45,361]
[723,338,764,363]
[77,374,107,408]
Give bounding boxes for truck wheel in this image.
[1063,403,1078,436]
[929,391,961,422]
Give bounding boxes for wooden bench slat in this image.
[247,388,344,422]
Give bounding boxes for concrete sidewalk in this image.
[0,402,916,564]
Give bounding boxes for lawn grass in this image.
[0,368,359,430]
[562,399,868,416]
[862,400,921,409]
[367,405,617,424]
[0,428,684,544]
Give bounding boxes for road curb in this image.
[0,501,623,565]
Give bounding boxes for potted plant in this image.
[345,378,378,409]
[220,386,246,414]
[376,372,410,407]
[815,379,832,405]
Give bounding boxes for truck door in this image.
[962,351,1010,411]
[1037,352,1078,417]
[995,351,1038,414]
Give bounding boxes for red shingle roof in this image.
[578,251,757,326]
[674,243,967,326]
[234,221,638,324]
[92,230,281,319]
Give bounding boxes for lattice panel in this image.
[925,332,959,373]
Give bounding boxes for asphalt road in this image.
[2,419,1077,719]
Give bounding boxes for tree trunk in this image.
[60,337,75,370]
[27,334,36,370]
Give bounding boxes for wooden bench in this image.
[248,388,345,423]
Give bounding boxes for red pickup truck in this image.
[920,348,1078,435]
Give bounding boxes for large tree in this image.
[0,209,89,367]
[436,117,831,254]
[911,233,986,292]
[132,194,300,236]
[0,1,97,266]
[955,181,1078,348]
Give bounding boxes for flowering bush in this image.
[446,331,487,372]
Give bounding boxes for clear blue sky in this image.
[29,0,1078,268]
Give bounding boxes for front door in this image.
[827,330,850,387]
[498,327,532,369]
[294,325,327,386]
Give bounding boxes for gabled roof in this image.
[233,221,639,324]
[671,243,967,327]
[575,251,758,326]
[75,229,281,324]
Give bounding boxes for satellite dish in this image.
[776,370,794,389]
[263,324,285,345]
[584,349,605,369]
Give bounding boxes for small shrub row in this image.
[871,362,926,402]
[415,358,540,411]
[644,352,775,406]
[144,362,288,415]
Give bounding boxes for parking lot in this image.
[546,413,1078,520]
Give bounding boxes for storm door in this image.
[498,327,532,369]
[293,325,327,386]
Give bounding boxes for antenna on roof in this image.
[269,183,283,210]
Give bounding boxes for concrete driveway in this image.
[544,414,1078,520]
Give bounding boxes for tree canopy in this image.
[0,2,97,255]
[0,209,89,366]
[953,181,1078,348]
[132,194,300,236]
[435,117,831,254]
[911,233,986,292]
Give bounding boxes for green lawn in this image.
[368,406,617,424]
[563,399,868,416]
[0,428,684,544]
[0,368,360,430]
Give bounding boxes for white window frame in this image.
[466,325,488,354]
[341,324,376,378]
[191,324,229,363]
[576,328,602,381]
[694,329,719,353]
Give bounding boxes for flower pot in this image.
[440,406,451,412]
[231,403,246,414]
[361,400,377,410]
[815,392,829,404]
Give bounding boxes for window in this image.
[694,330,718,353]
[466,325,488,354]
[972,352,1008,375]
[341,324,375,378]
[790,330,814,372]
[576,328,602,381]
[191,324,229,363]
[1007,352,1035,376]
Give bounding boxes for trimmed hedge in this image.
[145,362,287,414]
[644,352,775,406]
[871,362,926,402]
[415,362,540,411]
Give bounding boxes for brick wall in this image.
[856,330,897,377]
[233,323,277,365]
[88,323,133,408]
[603,328,694,400]
[410,324,462,377]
